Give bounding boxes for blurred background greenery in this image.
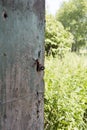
[44,0,87,129]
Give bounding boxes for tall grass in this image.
[44,53,87,130]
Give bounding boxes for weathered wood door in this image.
[0,0,45,130]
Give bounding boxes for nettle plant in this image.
[44,53,87,130]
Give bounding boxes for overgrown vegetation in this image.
[45,0,87,56]
[45,15,74,57]
[56,0,87,52]
[44,53,87,130]
[45,0,87,129]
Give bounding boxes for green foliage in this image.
[56,0,87,51]
[45,15,74,57]
[44,53,87,130]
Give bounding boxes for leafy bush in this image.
[44,53,87,130]
[45,15,74,57]
[56,0,87,52]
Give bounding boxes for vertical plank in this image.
[0,0,45,130]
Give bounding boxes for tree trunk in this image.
[0,0,45,130]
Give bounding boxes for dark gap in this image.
[3,11,8,19]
